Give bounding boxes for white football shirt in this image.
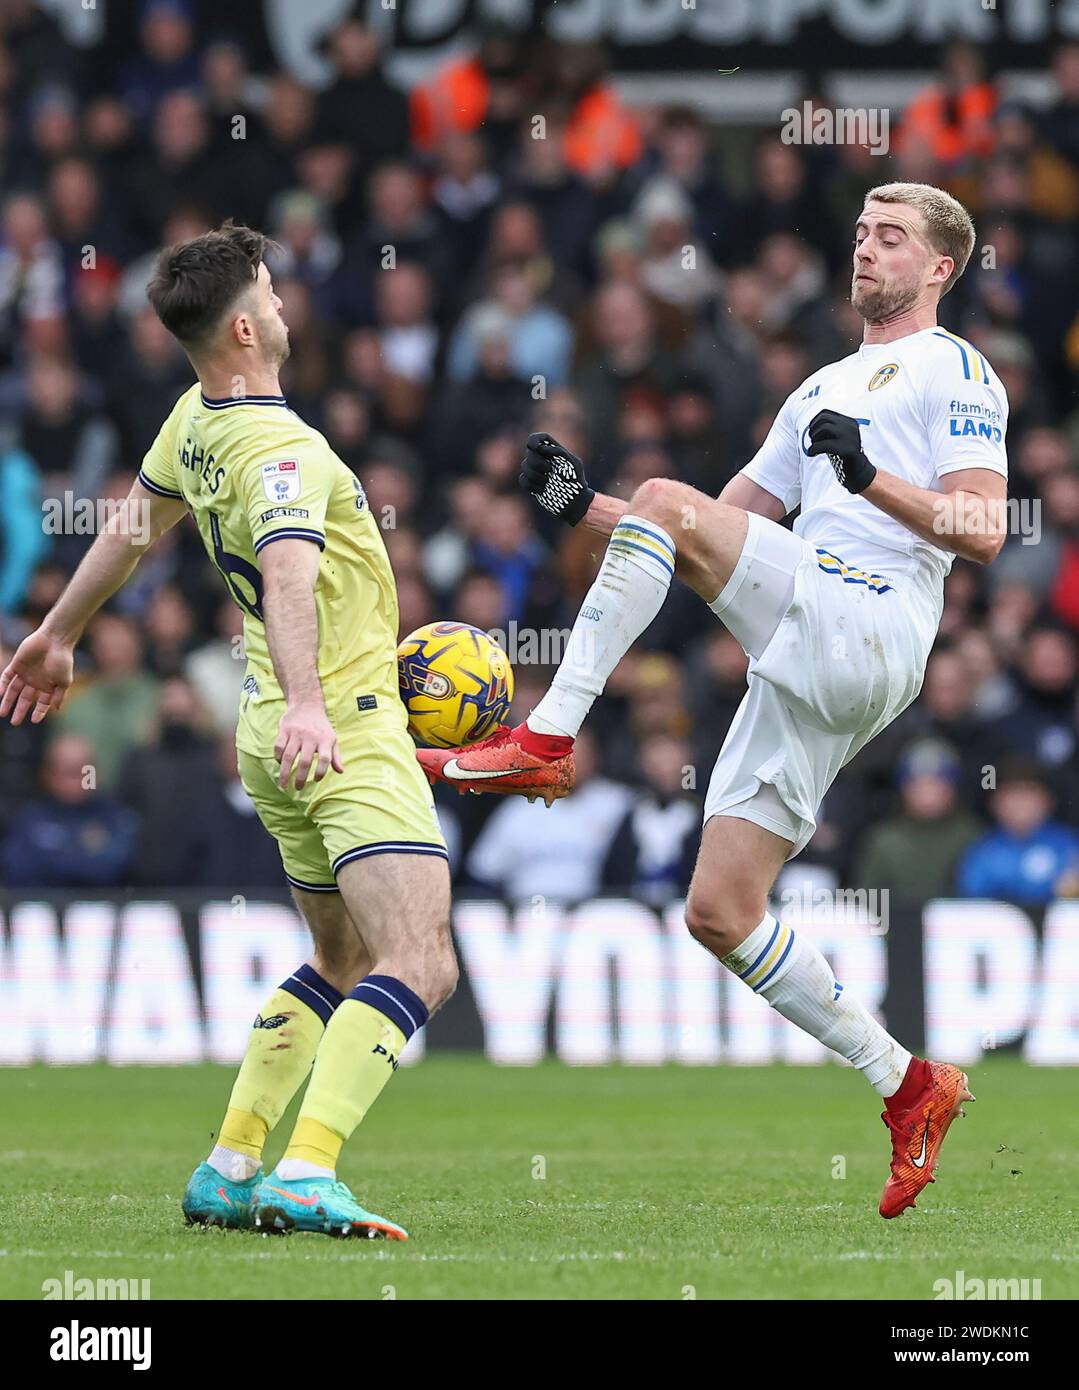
[741,326,1009,591]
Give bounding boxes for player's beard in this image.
[851,272,920,324]
[268,319,290,369]
[256,309,290,370]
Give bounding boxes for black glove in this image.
[805,409,877,494]
[519,432,595,526]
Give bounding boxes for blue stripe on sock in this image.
[755,931,796,991]
[738,921,780,981]
[350,974,429,1040]
[613,519,677,557]
[280,964,344,1026]
[608,536,675,576]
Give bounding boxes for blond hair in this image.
[863,182,975,297]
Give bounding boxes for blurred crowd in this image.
[0,2,1077,906]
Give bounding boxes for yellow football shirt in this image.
[138,384,403,757]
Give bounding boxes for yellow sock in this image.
[282,1001,407,1170]
[217,981,334,1160]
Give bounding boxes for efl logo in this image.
[260,459,301,503]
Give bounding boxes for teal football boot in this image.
[181,1161,263,1230]
[252,1170,408,1240]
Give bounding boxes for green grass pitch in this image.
[0,1056,1073,1300]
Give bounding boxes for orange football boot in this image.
[879,1059,974,1219]
[416,724,576,806]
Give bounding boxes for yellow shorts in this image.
[237,703,446,893]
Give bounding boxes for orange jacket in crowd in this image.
[411,57,489,149]
[897,81,998,165]
[562,84,642,181]
[411,57,641,180]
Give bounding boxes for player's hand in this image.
[519,432,595,526]
[274,701,344,790]
[806,409,877,494]
[0,628,74,726]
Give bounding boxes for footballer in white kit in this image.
[703,321,1007,855]
[420,182,1010,1219]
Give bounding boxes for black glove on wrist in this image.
[805,409,877,494]
[519,432,595,526]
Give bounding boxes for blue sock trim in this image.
[349,974,429,1041]
[608,536,675,577]
[612,516,676,558]
[738,920,781,981]
[280,964,344,1026]
[755,931,796,991]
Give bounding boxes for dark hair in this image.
[996,758,1049,792]
[662,105,705,133]
[146,220,270,346]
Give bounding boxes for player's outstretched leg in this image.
[686,815,973,1219]
[417,480,746,798]
[253,851,455,1240]
[183,890,370,1230]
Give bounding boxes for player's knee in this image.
[684,892,762,960]
[630,476,684,528]
[684,896,732,955]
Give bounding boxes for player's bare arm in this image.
[578,490,629,538]
[805,407,1007,564]
[862,467,1007,564]
[0,480,186,726]
[716,471,788,523]
[259,537,344,790]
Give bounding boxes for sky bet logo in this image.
[949,400,1003,443]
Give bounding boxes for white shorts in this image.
[703,512,941,856]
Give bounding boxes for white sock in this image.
[529,515,676,738]
[275,1157,335,1180]
[722,913,912,1097]
[206,1144,261,1182]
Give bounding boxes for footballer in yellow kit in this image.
[137,384,445,890]
[0,223,458,1240]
